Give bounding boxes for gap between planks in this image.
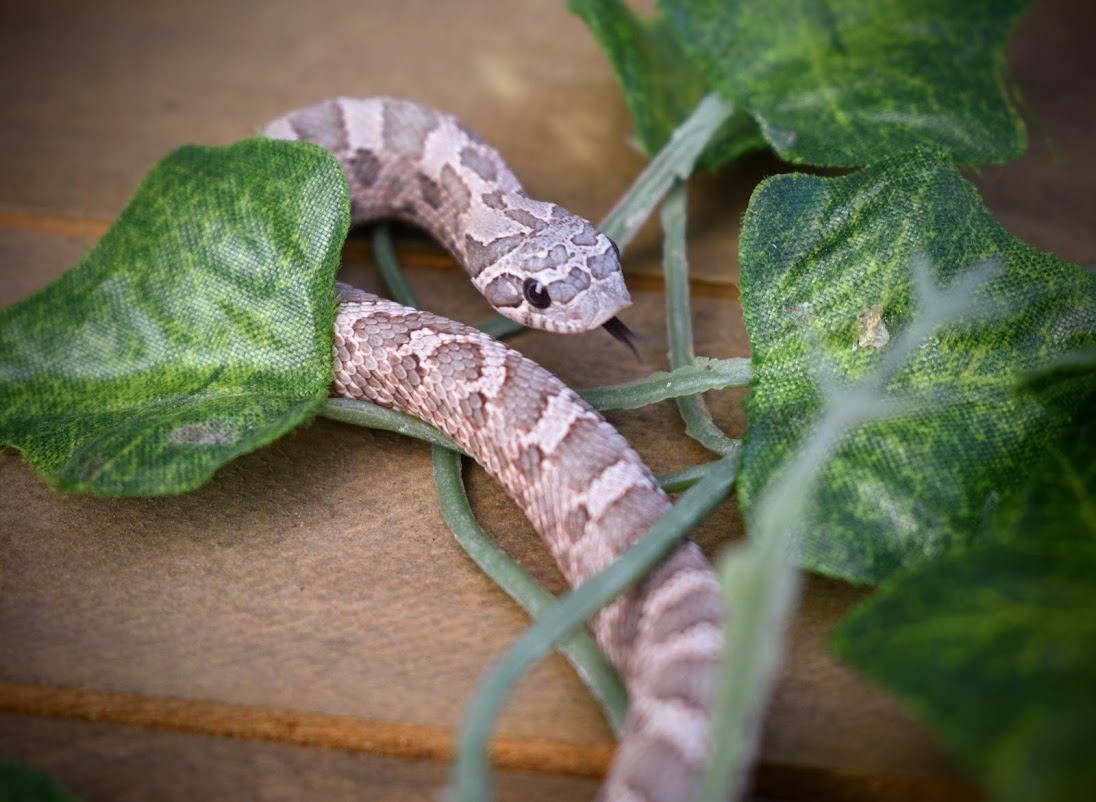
[0,680,613,779]
[0,680,979,802]
[0,209,740,299]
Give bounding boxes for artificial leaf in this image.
[661,0,1032,166]
[1016,347,1096,419]
[0,139,349,495]
[1002,352,1096,543]
[737,148,1096,583]
[830,394,1096,802]
[569,0,765,169]
[0,760,82,802]
[699,510,800,801]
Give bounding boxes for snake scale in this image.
[265,97,724,802]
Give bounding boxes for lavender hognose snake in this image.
[264,97,724,802]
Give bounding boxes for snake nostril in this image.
[522,278,552,309]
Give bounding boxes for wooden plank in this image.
[0,713,601,802]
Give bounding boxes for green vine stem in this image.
[362,223,629,729]
[654,460,720,493]
[453,450,740,802]
[322,398,468,455]
[322,348,750,482]
[580,356,751,410]
[324,395,730,494]
[372,222,419,306]
[598,93,734,251]
[432,446,629,734]
[661,182,740,456]
[474,314,527,340]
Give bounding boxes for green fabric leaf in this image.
[830,393,1096,802]
[0,139,349,496]
[660,0,1032,166]
[1018,347,1096,419]
[0,760,83,802]
[737,148,1096,583]
[1002,353,1096,545]
[569,0,765,169]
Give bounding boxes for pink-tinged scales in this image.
[266,97,725,802]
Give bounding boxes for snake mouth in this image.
[603,316,641,361]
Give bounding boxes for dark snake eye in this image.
[523,278,552,309]
[608,238,621,260]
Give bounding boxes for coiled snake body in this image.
[265,97,724,802]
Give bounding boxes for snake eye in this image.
[523,278,552,309]
[608,238,621,260]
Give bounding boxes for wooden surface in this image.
[1,1,1092,800]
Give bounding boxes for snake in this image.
[264,97,724,802]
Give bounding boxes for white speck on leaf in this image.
[169,420,237,446]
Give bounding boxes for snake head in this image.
[471,204,632,335]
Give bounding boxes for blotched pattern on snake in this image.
[266,97,724,802]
